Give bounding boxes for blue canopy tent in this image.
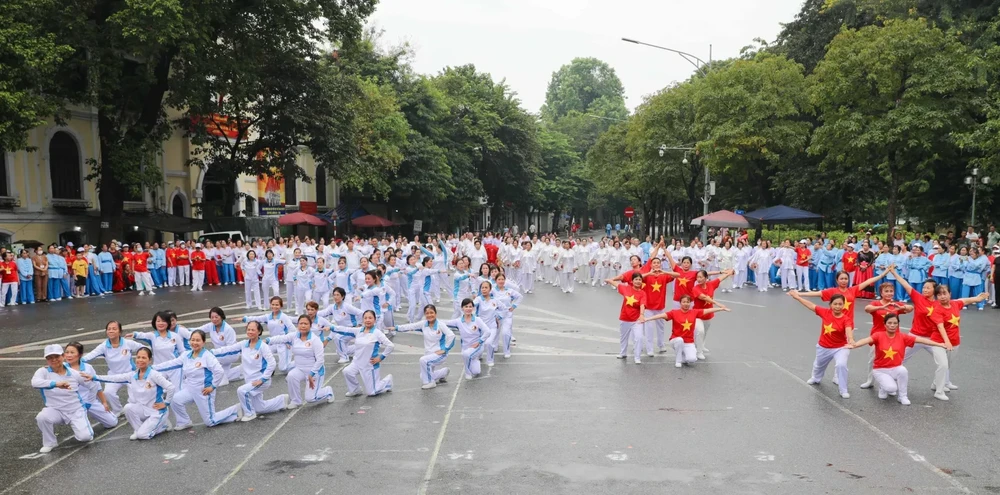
[742,205,824,241]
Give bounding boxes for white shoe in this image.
[138,291,145,296]
[658,346,668,353]
[422,382,437,390]
[696,353,706,360]
[129,433,139,440]
[285,402,301,409]
[384,374,393,392]
[164,419,173,431]
[859,381,873,389]
[327,394,336,403]
[840,392,850,399]
[647,351,655,357]
[344,391,362,397]
[616,355,626,359]
[634,359,641,365]
[173,423,192,431]
[877,389,888,400]
[503,353,511,359]
[39,446,54,453]
[487,362,494,367]
[148,291,155,295]
[832,376,839,386]
[806,378,819,385]
[945,383,958,390]
[337,357,349,364]
[898,397,911,406]
[934,391,949,401]
[464,373,473,380]
[282,395,291,410]
[675,362,682,368]
[241,413,256,422]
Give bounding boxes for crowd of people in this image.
[21,223,1000,453]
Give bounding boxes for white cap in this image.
[76,247,84,252]
[195,243,203,248]
[800,239,808,244]
[43,344,63,358]
[66,242,74,247]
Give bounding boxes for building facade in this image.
[0,107,339,247]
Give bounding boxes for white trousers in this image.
[262,279,280,303]
[285,281,297,310]
[313,289,330,308]
[795,265,810,290]
[191,270,205,291]
[135,272,154,292]
[408,289,429,322]
[103,382,125,415]
[755,268,769,290]
[671,337,697,365]
[811,346,849,395]
[733,269,747,288]
[521,271,534,292]
[244,280,262,309]
[271,342,295,372]
[236,380,287,415]
[461,343,486,377]
[695,319,712,355]
[167,267,177,286]
[177,265,190,286]
[873,366,909,399]
[36,407,92,448]
[619,321,644,360]
[85,402,118,429]
[1,282,18,306]
[420,353,450,385]
[903,343,950,392]
[644,309,665,351]
[123,403,169,440]
[780,268,796,289]
[286,366,333,405]
[294,288,312,315]
[172,388,239,427]
[499,316,514,356]
[344,362,392,396]
[559,271,575,293]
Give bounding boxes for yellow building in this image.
[0,107,339,247]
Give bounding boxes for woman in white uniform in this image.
[493,274,523,359]
[441,298,494,380]
[473,281,501,366]
[261,249,285,303]
[390,304,457,389]
[241,249,264,310]
[331,310,395,397]
[154,330,241,429]
[127,311,185,385]
[192,307,241,383]
[32,344,93,453]
[212,321,289,421]
[88,347,174,440]
[311,258,334,307]
[266,315,335,407]
[450,257,474,315]
[243,296,297,372]
[63,342,118,430]
[292,257,314,316]
[82,321,145,415]
[318,287,364,363]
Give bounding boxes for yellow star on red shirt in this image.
[651,282,662,292]
[843,299,852,311]
[947,314,960,327]
[926,306,934,317]
[823,323,836,335]
[847,256,856,263]
[624,295,638,307]
[678,277,690,286]
[882,347,898,361]
[681,320,693,332]
[799,254,809,262]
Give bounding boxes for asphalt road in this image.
[1,265,998,494]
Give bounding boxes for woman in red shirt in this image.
[788,290,854,399]
[644,294,729,368]
[891,268,954,400]
[848,313,948,405]
[692,269,734,360]
[664,250,722,309]
[607,273,647,365]
[798,269,888,329]
[932,284,988,396]
[859,283,913,390]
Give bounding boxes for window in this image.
[315,166,327,207]
[172,195,185,217]
[0,232,10,247]
[244,196,256,216]
[49,132,82,199]
[284,172,297,207]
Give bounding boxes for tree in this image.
[809,19,984,231]
[693,53,812,210]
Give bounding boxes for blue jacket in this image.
[961,256,989,286]
[16,258,34,281]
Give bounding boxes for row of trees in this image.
[588,1,1000,236]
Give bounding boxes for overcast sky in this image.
[367,0,807,113]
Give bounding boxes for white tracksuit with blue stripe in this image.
[32,364,94,449]
[94,368,174,440]
[213,339,286,416]
[441,316,494,379]
[194,322,242,382]
[266,332,333,406]
[494,285,523,357]
[82,338,145,415]
[331,325,395,396]
[70,362,118,429]
[130,330,185,384]
[395,319,456,385]
[473,295,501,365]
[451,269,473,314]
[319,301,364,362]
[407,267,439,322]
[243,312,297,372]
[153,349,239,428]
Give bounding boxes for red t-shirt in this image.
[175,249,190,266]
[868,301,907,335]
[842,252,857,272]
[617,284,647,322]
[795,247,811,267]
[814,306,850,348]
[131,252,150,273]
[691,279,721,320]
[121,252,133,267]
[672,269,698,302]
[0,261,17,283]
[166,248,177,267]
[908,289,942,338]
[620,257,654,284]
[642,272,672,311]
[930,300,963,346]
[665,308,704,343]
[820,286,859,323]
[191,250,207,270]
[870,331,916,369]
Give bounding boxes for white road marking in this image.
[714,298,766,308]
[2,423,127,494]
[208,365,346,494]
[515,327,620,344]
[769,361,971,494]
[418,373,464,495]
[515,315,609,330]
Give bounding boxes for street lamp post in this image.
[965,168,992,227]
[621,38,712,75]
[659,145,714,243]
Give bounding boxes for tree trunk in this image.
[97,114,124,245]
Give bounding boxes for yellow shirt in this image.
[72,259,89,277]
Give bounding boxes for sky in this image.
[367,0,808,113]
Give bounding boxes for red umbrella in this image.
[278,212,327,226]
[351,214,395,228]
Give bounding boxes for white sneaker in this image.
[616,355,626,359]
[241,413,256,422]
[702,347,710,353]
[384,374,393,392]
[148,291,155,295]
[806,378,819,385]
[945,383,958,390]
[138,291,145,296]
[337,357,349,364]
[327,394,336,403]
[675,362,682,368]
[934,391,949,401]
[877,389,888,400]
[634,359,641,365]
[647,351,655,357]
[39,446,54,453]
[860,381,873,389]
[898,397,911,406]
[487,361,494,367]
[422,382,437,390]
[658,346,668,353]
[129,433,138,440]
[464,373,473,380]
[840,392,850,399]
[285,402,301,409]
[173,423,192,431]
[344,391,362,397]
[503,353,510,359]
[696,353,706,360]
